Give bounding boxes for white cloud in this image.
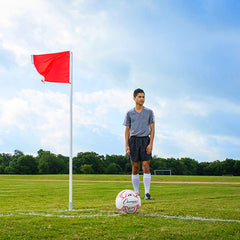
[0,0,240,162]
[153,128,225,162]
[0,97,29,130]
[173,130,221,161]
[154,96,240,121]
[0,0,50,64]
[152,95,240,161]
[212,134,240,147]
[74,89,132,127]
[0,89,69,153]
[0,88,132,154]
[0,0,113,67]
[1,86,240,160]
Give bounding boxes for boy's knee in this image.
[132,162,140,174]
[133,167,140,174]
[142,160,150,173]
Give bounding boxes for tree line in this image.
[0,149,239,176]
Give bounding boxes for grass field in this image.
[0,175,240,239]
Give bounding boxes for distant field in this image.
[2,174,240,182]
[0,175,239,239]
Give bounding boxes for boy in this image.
[123,88,155,199]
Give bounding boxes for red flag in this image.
[32,51,70,83]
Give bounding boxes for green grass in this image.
[1,174,240,182]
[0,175,239,239]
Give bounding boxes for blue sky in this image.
[0,0,240,162]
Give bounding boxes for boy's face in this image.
[134,92,145,105]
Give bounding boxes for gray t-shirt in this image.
[123,107,154,137]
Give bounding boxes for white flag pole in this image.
[69,51,73,211]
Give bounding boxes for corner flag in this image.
[32,51,73,211]
[32,51,70,83]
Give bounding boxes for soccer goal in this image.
[154,170,172,175]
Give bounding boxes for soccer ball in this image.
[115,189,141,214]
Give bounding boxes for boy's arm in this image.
[125,126,130,155]
[146,122,155,154]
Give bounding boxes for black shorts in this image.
[128,136,152,162]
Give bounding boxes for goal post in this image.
[154,170,172,175]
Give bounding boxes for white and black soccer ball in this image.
[115,189,141,214]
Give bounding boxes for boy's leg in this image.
[143,173,151,194]
[131,161,140,194]
[142,160,151,199]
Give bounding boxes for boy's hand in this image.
[126,146,130,155]
[146,144,152,155]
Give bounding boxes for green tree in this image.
[37,150,66,174]
[8,159,19,174]
[105,163,122,174]
[57,154,69,174]
[208,160,222,176]
[0,153,12,168]
[37,149,49,174]
[197,162,210,175]
[221,159,235,175]
[16,155,38,174]
[38,159,49,174]
[1,149,239,176]
[80,164,94,174]
[234,160,240,176]
[105,155,129,174]
[0,156,4,173]
[150,157,168,173]
[125,162,132,174]
[73,152,105,174]
[13,150,24,159]
[4,166,16,174]
[5,150,25,174]
[180,158,198,175]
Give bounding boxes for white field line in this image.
[0,210,240,223]
[141,213,240,223]
[0,212,119,218]
[1,179,240,184]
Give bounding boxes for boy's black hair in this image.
[133,88,145,98]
